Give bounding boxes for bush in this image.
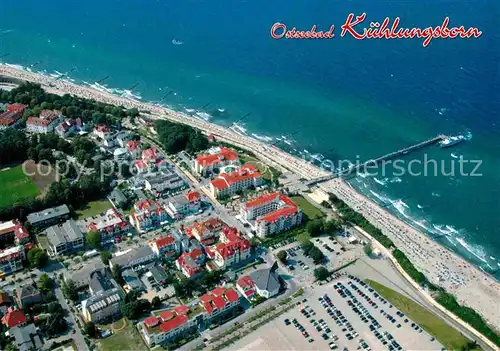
[314,267,330,281]
[276,250,287,264]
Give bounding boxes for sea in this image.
[1,0,499,278]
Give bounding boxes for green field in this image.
[240,155,281,182]
[365,280,471,350]
[98,319,148,351]
[0,165,40,209]
[290,195,324,220]
[76,200,112,219]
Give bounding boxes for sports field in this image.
[0,165,40,209]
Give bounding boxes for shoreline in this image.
[0,63,498,330]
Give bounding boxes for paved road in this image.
[53,283,89,351]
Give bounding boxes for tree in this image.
[309,246,325,263]
[37,273,53,293]
[306,219,324,237]
[151,296,161,309]
[27,248,48,268]
[86,231,101,249]
[314,267,330,281]
[100,251,112,265]
[276,250,288,264]
[83,322,97,337]
[61,279,79,302]
[323,219,341,235]
[364,243,373,257]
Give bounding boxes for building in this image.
[26,109,63,134]
[237,262,281,299]
[194,147,239,175]
[142,148,159,164]
[10,323,44,351]
[115,131,132,147]
[210,164,262,198]
[81,271,124,323]
[55,118,83,137]
[175,249,205,278]
[143,172,185,197]
[0,104,26,130]
[0,292,12,318]
[113,147,128,161]
[164,190,201,219]
[126,140,141,159]
[65,262,106,289]
[15,284,41,308]
[122,269,145,292]
[199,286,241,324]
[149,266,169,286]
[212,227,251,269]
[240,192,302,237]
[151,235,178,259]
[138,307,198,347]
[184,218,224,246]
[130,199,169,232]
[81,208,129,240]
[0,246,26,277]
[44,220,84,256]
[93,124,110,139]
[0,219,30,245]
[2,308,26,328]
[109,246,156,271]
[26,204,70,229]
[108,188,128,209]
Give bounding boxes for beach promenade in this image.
[1,64,498,332]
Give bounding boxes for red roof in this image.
[174,305,190,315]
[142,148,158,162]
[222,226,240,242]
[2,309,26,328]
[159,315,189,333]
[211,164,261,191]
[185,190,200,202]
[155,236,175,249]
[159,310,175,321]
[202,301,213,314]
[257,206,299,223]
[237,275,255,290]
[135,160,147,169]
[245,192,281,209]
[244,289,256,297]
[212,296,226,310]
[211,287,226,297]
[200,286,240,314]
[144,316,159,327]
[95,124,109,133]
[224,289,240,303]
[195,147,238,167]
[7,104,27,113]
[127,140,140,151]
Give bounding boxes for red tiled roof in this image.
[237,275,255,290]
[202,301,213,314]
[159,315,189,333]
[257,206,299,223]
[142,148,158,162]
[7,104,27,113]
[0,111,22,126]
[222,226,240,242]
[155,236,175,249]
[174,305,190,315]
[210,164,261,191]
[2,309,26,328]
[144,316,159,327]
[135,160,147,169]
[211,287,226,297]
[159,311,175,321]
[127,140,140,151]
[244,289,256,297]
[245,192,281,209]
[185,190,200,202]
[212,295,226,310]
[195,147,238,167]
[224,289,240,303]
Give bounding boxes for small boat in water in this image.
[439,135,466,148]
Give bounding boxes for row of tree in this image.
[300,240,325,263]
[306,218,342,237]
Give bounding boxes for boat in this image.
[439,135,466,148]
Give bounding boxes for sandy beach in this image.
[0,64,498,329]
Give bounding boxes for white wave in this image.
[172,39,184,45]
[303,149,310,154]
[389,177,402,183]
[231,123,247,135]
[412,219,430,231]
[491,256,496,261]
[455,237,489,264]
[217,108,225,113]
[437,107,448,115]
[0,29,14,35]
[185,108,195,113]
[121,89,142,100]
[283,139,293,146]
[6,63,26,70]
[195,112,211,121]
[431,224,458,237]
[373,177,387,186]
[417,204,424,209]
[251,133,273,142]
[392,200,412,219]
[431,192,441,197]
[464,131,473,141]
[311,154,324,162]
[451,153,459,159]
[369,190,391,204]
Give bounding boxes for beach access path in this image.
[0,64,498,334]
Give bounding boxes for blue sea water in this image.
[1,0,499,276]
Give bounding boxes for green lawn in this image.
[365,279,471,350]
[0,165,40,209]
[76,200,112,219]
[240,155,281,182]
[99,319,148,351]
[290,195,324,220]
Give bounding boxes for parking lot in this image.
[231,275,442,351]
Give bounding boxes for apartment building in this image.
[193,147,239,175]
[44,220,84,256]
[26,109,63,134]
[130,199,169,232]
[0,246,26,276]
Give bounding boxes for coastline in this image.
[0,64,498,330]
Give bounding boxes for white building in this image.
[193,147,239,175]
[26,110,63,134]
[210,164,262,198]
[44,220,84,256]
[240,192,302,237]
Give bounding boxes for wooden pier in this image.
[305,135,446,187]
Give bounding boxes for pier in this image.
[305,135,445,186]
